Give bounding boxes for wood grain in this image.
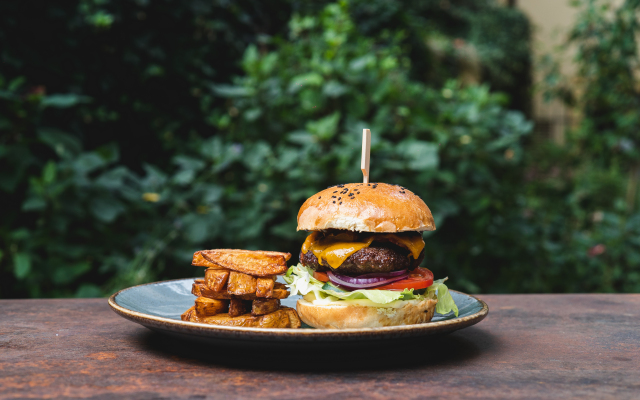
[1,295,639,399]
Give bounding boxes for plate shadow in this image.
[134,326,497,372]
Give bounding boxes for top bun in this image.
[297,183,435,232]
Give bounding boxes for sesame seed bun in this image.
[297,183,435,232]
[296,298,437,329]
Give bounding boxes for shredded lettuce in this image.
[284,264,458,316]
[427,278,459,317]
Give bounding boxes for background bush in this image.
[1,0,637,298]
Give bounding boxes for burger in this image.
[284,182,458,329]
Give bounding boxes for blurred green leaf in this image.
[38,128,82,157]
[398,141,439,170]
[41,94,90,108]
[182,213,209,243]
[43,161,57,184]
[90,197,125,222]
[288,73,324,94]
[22,196,46,211]
[74,153,107,174]
[13,253,31,280]
[306,112,340,140]
[76,284,103,298]
[211,84,254,98]
[52,262,91,285]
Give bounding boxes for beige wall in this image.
[518,0,578,72]
[517,0,580,144]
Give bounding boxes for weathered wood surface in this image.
[1,295,639,399]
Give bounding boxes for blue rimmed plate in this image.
[108,278,488,346]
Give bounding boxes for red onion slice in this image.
[327,270,409,291]
[351,269,408,279]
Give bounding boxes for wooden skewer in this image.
[361,129,371,183]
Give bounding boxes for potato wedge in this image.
[191,252,227,269]
[186,308,299,328]
[181,306,196,321]
[251,299,280,316]
[228,299,250,318]
[282,306,302,329]
[194,249,291,277]
[192,281,289,300]
[255,277,275,298]
[256,308,293,328]
[205,268,230,292]
[195,297,228,317]
[227,271,257,295]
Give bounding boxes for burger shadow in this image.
[135,326,497,372]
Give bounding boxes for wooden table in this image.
[1,295,639,399]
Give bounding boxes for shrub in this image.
[0,2,533,297]
[530,0,640,293]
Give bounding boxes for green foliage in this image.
[0,0,292,297]
[343,0,533,113]
[201,4,532,297]
[544,0,640,166]
[530,0,640,293]
[9,0,637,297]
[0,1,537,297]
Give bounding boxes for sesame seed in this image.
[339,202,342,204]
[318,196,321,199]
[333,201,336,204]
[338,197,341,200]
[332,196,336,198]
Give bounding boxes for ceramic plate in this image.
[108,278,488,347]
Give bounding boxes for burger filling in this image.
[299,230,425,274]
[283,264,458,317]
[284,229,458,317]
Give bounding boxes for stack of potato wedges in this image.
[181,249,301,328]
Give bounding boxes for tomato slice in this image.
[313,271,330,282]
[375,267,434,291]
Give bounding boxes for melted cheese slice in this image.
[302,231,425,269]
[378,234,425,259]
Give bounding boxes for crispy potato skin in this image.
[181,306,196,321]
[191,253,227,269]
[205,269,230,292]
[192,281,289,300]
[186,249,298,328]
[186,307,300,328]
[228,299,249,318]
[283,307,302,329]
[227,272,258,295]
[195,297,228,317]
[255,277,275,298]
[251,299,280,316]
[192,249,290,277]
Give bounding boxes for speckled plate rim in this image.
[108,278,489,341]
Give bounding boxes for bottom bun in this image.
[296,298,437,329]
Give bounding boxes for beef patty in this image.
[299,243,425,275]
